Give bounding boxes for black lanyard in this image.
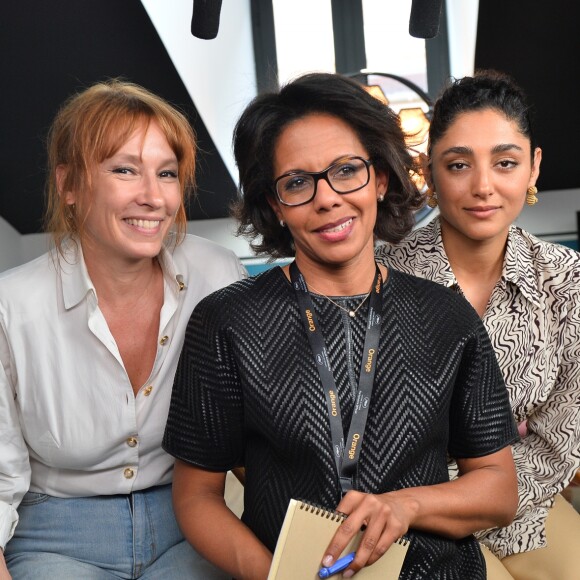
[290,262,383,494]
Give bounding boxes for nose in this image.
[138,172,163,208]
[472,166,493,198]
[312,175,343,210]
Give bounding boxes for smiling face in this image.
[62,119,181,266]
[269,113,388,276]
[427,108,541,248]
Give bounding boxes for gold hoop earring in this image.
[426,188,438,208]
[526,186,538,206]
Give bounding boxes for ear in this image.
[419,153,434,190]
[375,169,389,198]
[266,195,284,223]
[529,147,542,187]
[56,165,76,205]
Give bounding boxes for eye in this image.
[497,159,518,169]
[447,162,469,171]
[331,159,364,180]
[112,166,136,175]
[159,170,178,179]
[282,175,311,193]
[334,164,356,178]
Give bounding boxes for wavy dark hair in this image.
[429,69,537,158]
[232,72,423,258]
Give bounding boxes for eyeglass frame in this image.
[272,156,373,207]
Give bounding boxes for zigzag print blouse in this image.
[376,217,580,558]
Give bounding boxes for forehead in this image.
[274,113,365,172]
[438,108,529,148]
[101,118,176,161]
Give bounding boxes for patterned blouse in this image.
[376,217,580,558]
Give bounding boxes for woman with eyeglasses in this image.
[163,72,519,579]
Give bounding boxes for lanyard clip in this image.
[340,476,353,496]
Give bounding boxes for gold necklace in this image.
[308,285,371,318]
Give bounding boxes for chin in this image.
[123,241,165,260]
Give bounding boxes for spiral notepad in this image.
[268,499,409,579]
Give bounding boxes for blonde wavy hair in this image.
[44,79,196,254]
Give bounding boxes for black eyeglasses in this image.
[273,156,372,207]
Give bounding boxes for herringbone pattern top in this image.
[164,266,517,579]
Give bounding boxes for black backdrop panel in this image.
[0,0,237,234]
[475,0,580,192]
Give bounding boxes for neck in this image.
[440,220,507,285]
[288,249,381,296]
[81,243,161,306]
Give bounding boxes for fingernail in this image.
[342,571,354,578]
[322,555,333,567]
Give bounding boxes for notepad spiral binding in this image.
[298,500,347,522]
[297,499,410,547]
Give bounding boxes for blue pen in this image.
[318,551,356,578]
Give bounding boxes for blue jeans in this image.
[5,484,229,579]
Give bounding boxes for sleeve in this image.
[511,288,580,512]
[0,320,31,550]
[218,246,248,284]
[448,317,519,459]
[478,285,580,557]
[163,289,246,471]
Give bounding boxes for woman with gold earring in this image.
[377,70,580,580]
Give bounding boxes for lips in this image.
[124,218,162,229]
[465,205,500,212]
[315,217,353,233]
[463,205,502,221]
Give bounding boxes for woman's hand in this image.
[172,461,272,580]
[321,490,417,575]
[321,448,517,576]
[0,550,12,580]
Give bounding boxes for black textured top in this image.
[164,266,518,579]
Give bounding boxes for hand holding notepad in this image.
[268,499,409,579]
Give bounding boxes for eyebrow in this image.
[491,143,524,154]
[107,152,178,165]
[278,154,362,176]
[440,143,524,156]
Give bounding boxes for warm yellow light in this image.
[363,85,429,148]
[409,168,428,193]
[363,84,389,106]
[399,107,430,147]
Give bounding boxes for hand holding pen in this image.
[321,490,411,576]
[319,551,355,578]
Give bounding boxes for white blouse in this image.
[376,217,580,558]
[0,235,246,548]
